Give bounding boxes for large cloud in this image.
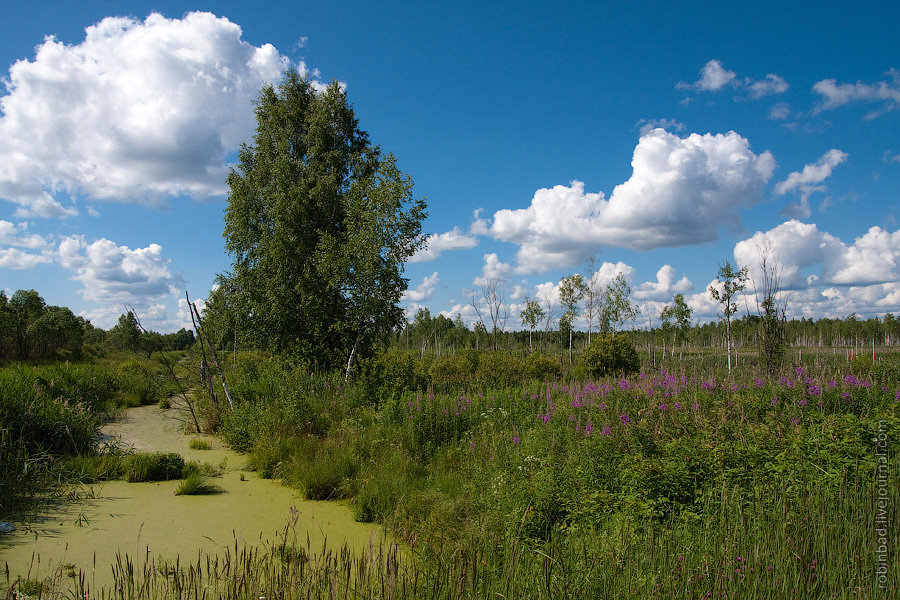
[734,220,900,291]
[478,129,775,272]
[0,12,293,217]
[57,236,186,304]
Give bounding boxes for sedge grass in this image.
[188,438,212,450]
[174,472,224,495]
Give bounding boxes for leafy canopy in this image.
[220,70,426,369]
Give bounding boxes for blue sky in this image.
[2,1,899,332]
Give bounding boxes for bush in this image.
[524,353,561,382]
[430,350,480,391]
[188,438,211,450]
[576,333,641,379]
[475,352,524,387]
[126,452,185,482]
[360,349,429,405]
[175,473,223,495]
[117,358,166,406]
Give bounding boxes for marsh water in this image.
[0,400,379,588]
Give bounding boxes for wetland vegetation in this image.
[1,304,898,597]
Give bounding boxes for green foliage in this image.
[117,357,167,406]
[360,349,429,405]
[0,289,88,360]
[659,293,693,346]
[64,453,127,483]
[429,349,479,391]
[188,438,211,450]
[220,69,426,370]
[175,473,224,496]
[576,333,641,378]
[599,272,640,332]
[523,353,560,381]
[126,452,185,482]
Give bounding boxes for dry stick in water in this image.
[187,297,218,408]
[186,292,234,412]
[127,304,202,432]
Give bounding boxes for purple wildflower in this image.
[601,425,612,436]
[620,413,631,424]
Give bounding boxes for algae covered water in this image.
[0,401,378,588]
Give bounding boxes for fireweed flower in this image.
[673,402,682,410]
[512,436,520,445]
[620,413,631,424]
[601,425,612,436]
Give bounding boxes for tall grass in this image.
[9,466,897,599]
[0,364,106,514]
[207,355,899,597]
[4,352,897,597]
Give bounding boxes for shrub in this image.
[126,452,184,482]
[475,352,524,387]
[576,333,640,379]
[430,349,480,391]
[117,358,166,406]
[64,454,127,483]
[524,353,561,382]
[175,473,223,495]
[360,349,429,405]
[188,438,211,450]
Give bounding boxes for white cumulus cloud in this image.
[56,236,186,304]
[473,253,513,286]
[734,220,900,291]
[678,59,737,92]
[409,227,478,262]
[678,59,788,99]
[812,69,900,119]
[634,265,693,301]
[776,149,848,218]
[478,129,775,272]
[0,11,295,217]
[401,271,440,302]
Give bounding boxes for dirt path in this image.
[0,401,378,589]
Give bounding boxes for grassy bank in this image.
[3,350,898,597]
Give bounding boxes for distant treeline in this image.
[388,307,900,359]
[3,287,896,364]
[0,289,194,362]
